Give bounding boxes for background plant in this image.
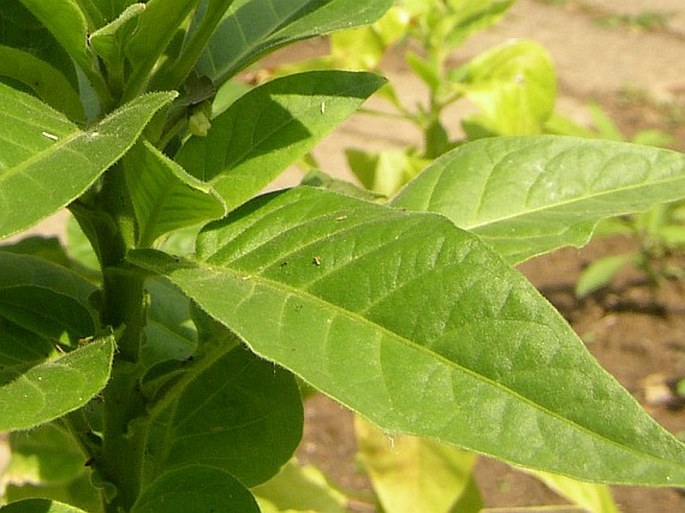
[1,2,685,513]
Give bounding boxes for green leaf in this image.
[346,148,427,197]
[18,0,108,103]
[129,186,685,485]
[0,334,115,431]
[252,459,348,513]
[355,417,477,513]
[0,252,97,343]
[175,71,384,210]
[526,470,619,513]
[197,0,392,85]
[455,39,556,136]
[0,499,89,513]
[0,45,84,121]
[124,141,225,247]
[0,87,176,239]
[140,277,197,368]
[0,1,79,89]
[134,343,302,488]
[131,464,259,513]
[575,254,635,298]
[88,3,146,94]
[123,0,201,99]
[3,473,101,513]
[149,0,237,92]
[7,422,86,486]
[392,136,685,264]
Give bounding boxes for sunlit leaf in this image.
[0,86,176,239]
[393,136,685,263]
[129,186,685,485]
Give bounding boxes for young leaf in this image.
[134,343,303,488]
[197,0,392,84]
[175,70,385,210]
[129,187,685,485]
[0,499,89,513]
[575,254,635,298]
[123,0,201,99]
[0,45,84,121]
[0,334,115,432]
[392,136,685,264]
[252,459,348,513]
[355,417,477,513]
[525,469,619,513]
[124,141,225,247]
[455,39,556,136]
[0,87,176,239]
[131,464,260,513]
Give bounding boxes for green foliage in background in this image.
[0,1,685,512]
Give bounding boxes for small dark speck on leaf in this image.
[280,261,288,267]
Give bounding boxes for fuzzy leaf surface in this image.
[0,87,176,239]
[176,71,384,210]
[0,335,114,431]
[197,0,392,84]
[392,136,685,263]
[129,187,685,485]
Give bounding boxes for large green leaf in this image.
[133,342,303,488]
[124,141,225,247]
[0,87,176,239]
[129,186,685,485]
[131,464,260,513]
[175,71,384,210]
[0,334,114,431]
[0,499,88,513]
[197,0,392,85]
[392,136,685,264]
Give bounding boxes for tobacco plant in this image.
[1,1,685,513]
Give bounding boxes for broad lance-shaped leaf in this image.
[131,464,260,513]
[175,70,385,210]
[392,136,685,264]
[124,140,225,247]
[197,0,392,84]
[0,334,114,432]
[129,187,685,485]
[0,86,176,239]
